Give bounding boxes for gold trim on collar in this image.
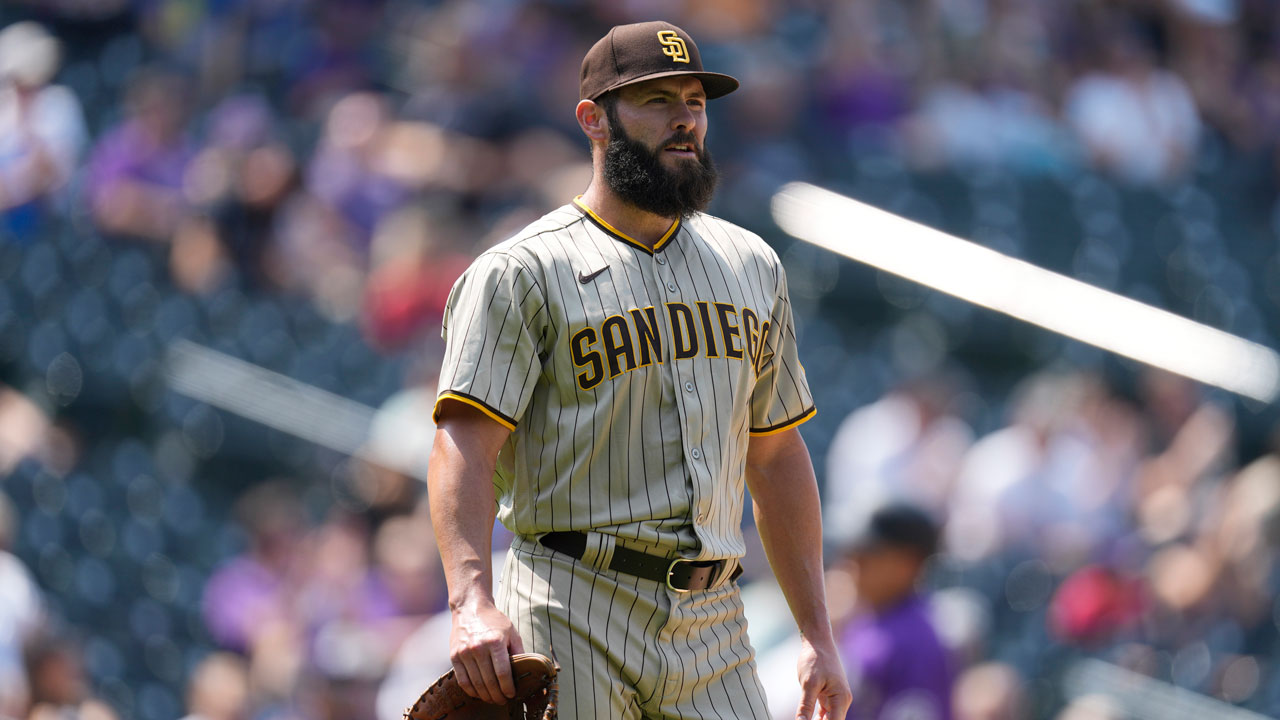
[573,197,679,255]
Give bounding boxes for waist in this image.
[531,530,741,592]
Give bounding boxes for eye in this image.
[647,97,668,104]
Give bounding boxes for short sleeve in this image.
[434,251,546,430]
[748,263,815,435]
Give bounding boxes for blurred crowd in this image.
[807,366,1279,719]
[1,0,1280,719]
[3,0,1280,333]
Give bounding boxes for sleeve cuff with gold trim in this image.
[748,406,816,436]
[433,391,518,431]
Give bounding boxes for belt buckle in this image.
[666,558,694,593]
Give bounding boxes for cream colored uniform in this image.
[435,198,814,719]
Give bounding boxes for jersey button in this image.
[684,381,694,392]
[691,448,702,460]
[656,255,667,265]
[696,513,705,523]
[666,282,677,292]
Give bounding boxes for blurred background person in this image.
[0,21,86,240]
[22,633,117,720]
[178,653,249,720]
[83,66,194,242]
[952,662,1029,720]
[0,491,41,719]
[836,503,954,720]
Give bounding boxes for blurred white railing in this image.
[1064,658,1271,720]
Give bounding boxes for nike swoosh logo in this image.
[578,266,609,284]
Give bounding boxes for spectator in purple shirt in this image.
[84,67,195,241]
[838,503,953,720]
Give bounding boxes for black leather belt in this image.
[539,531,742,592]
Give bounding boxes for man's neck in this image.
[577,185,678,250]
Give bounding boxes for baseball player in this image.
[428,20,851,720]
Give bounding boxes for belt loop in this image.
[578,532,602,569]
[712,557,739,589]
[596,533,617,573]
[578,532,617,573]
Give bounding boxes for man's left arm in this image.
[746,427,852,720]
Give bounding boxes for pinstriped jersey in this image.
[434,198,814,560]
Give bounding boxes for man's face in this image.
[600,76,718,218]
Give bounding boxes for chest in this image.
[546,238,775,391]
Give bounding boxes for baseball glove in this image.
[403,652,559,720]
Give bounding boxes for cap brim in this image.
[591,70,740,100]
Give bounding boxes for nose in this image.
[671,102,697,132]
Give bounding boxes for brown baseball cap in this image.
[580,21,739,101]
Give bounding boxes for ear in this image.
[576,99,609,144]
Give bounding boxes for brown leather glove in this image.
[403,652,559,720]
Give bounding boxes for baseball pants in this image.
[499,534,772,720]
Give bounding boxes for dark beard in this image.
[602,111,718,219]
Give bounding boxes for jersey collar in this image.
[573,196,680,255]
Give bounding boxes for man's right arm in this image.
[427,401,523,704]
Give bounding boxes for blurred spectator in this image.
[824,374,974,531]
[1047,564,1143,648]
[0,386,50,476]
[836,503,953,720]
[946,372,1138,570]
[0,22,87,240]
[360,365,438,509]
[202,480,307,654]
[273,92,409,322]
[952,662,1028,720]
[179,93,298,292]
[84,67,195,241]
[1132,370,1233,547]
[814,3,912,141]
[1064,31,1201,184]
[360,206,471,351]
[369,507,446,618]
[0,491,41,719]
[1205,453,1280,634]
[373,610,452,720]
[304,92,408,252]
[179,653,249,720]
[22,633,118,720]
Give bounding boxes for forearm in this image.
[427,414,506,610]
[746,432,834,644]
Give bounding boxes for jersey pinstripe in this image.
[434,198,814,560]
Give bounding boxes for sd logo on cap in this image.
[579,21,739,101]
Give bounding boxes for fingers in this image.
[474,649,509,703]
[798,680,851,720]
[450,603,525,704]
[492,643,517,699]
[453,646,509,704]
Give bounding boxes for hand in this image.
[449,600,526,704]
[795,637,851,720]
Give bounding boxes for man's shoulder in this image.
[484,204,587,260]
[685,211,779,262]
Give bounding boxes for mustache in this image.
[663,131,700,150]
